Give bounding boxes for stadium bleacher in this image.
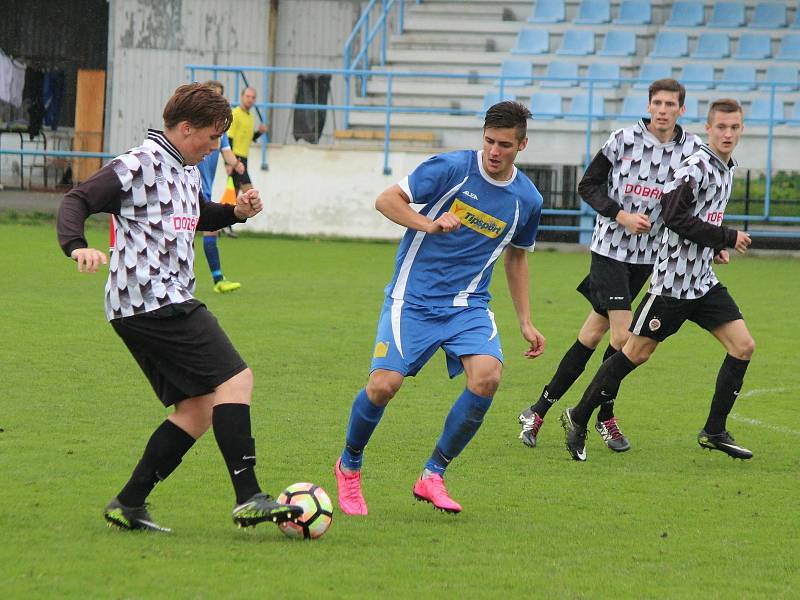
[359,0,800,146]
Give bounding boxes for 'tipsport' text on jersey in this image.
[389,150,543,308]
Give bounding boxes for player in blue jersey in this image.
[196,81,246,293]
[334,101,546,515]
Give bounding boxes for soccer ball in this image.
[277,482,333,540]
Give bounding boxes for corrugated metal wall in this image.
[106,0,364,152]
[106,0,270,152]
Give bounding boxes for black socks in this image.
[571,351,638,427]
[531,340,595,416]
[117,419,196,507]
[705,354,750,434]
[597,344,620,421]
[213,403,262,504]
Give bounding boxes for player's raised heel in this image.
[697,429,753,460]
[560,408,588,462]
[104,498,171,533]
[334,458,368,515]
[412,474,462,513]
[518,408,544,448]
[232,492,303,528]
[595,416,631,452]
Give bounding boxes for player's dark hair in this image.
[202,79,225,95]
[483,101,531,141]
[707,98,743,123]
[648,78,686,106]
[163,83,233,132]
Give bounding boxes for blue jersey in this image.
[386,150,543,308]
[197,132,231,201]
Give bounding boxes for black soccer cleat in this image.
[595,416,631,452]
[232,492,304,528]
[104,498,171,533]
[697,429,753,460]
[518,408,545,448]
[560,408,587,461]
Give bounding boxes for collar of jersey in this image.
[146,129,186,166]
[638,118,686,147]
[700,144,737,171]
[476,151,517,187]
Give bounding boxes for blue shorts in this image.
[369,297,504,378]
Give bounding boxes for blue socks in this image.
[425,388,493,476]
[340,389,385,471]
[203,235,223,283]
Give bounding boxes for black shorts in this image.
[111,300,248,407]
[231,155,252,190]
[630,284,744,342]
[576,252,654,317]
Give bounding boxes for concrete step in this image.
[386,48,504,66]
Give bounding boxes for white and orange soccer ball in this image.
[277,482,333,540]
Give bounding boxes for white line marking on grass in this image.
[730,388,800,436]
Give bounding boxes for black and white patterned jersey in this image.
[582,119,702,265]
[649,144,739,299]
[57,130,242,320]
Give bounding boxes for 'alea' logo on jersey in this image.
[706,211,724,225]
[171,213,199,233]
[450,198,506,238]
[461,190,479,201]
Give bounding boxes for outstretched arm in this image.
[375,184,461,234]
[504,246,545,359]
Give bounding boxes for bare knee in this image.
[467,366,502,398]
[215,368,254,406]
[366,371,403,406]
[732,337,756,361]
[578,311,610,349]
[609,329,631,352]
[171,395,214,438]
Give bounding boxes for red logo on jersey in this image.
[623,182,663,200]
[706,211,724,225]
[172,214,199,232]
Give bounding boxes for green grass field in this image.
[1,221,798,598]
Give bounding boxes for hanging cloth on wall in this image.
[43,69,64,129]
[0,49,12,105]
[9,59,26,107]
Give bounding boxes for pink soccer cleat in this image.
[412,474,462,513]
[334,458,368,515]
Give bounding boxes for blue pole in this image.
[261,72,269,171]
[764,85,775,218]
[383,74,393,175]
[579,79,595,245]
[381,0,388,66]
[398,0,405,34]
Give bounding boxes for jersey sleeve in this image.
[599,129,622,163]
[397,152,465,205]
[220,132,231,151]
[510,189,543,252]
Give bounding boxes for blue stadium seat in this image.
[598,31,636,56]
[541,61,579,87]
[529,92,563,119]
[613,0,651,24]
[748,97,785,123]
[733,33,772,59]
[708,3,746,28]
[680,63,715,90]
[666,2,704,27]
[691,33,731,59]
[566,94,605,120]
[528,0,566,23]
[481,91,517,115]
[760,65,799,91]
[680,97,700,121]
[621,94,648,118]
[511,29,549,55]
[718,65,757,91]
[495,60,532,87]
[634,63,673,89]
[792,11,800,28]
[584,63,621,88]
[556,30,595,55]
[749,2,787,28]
[650,31,688,58]
[776,33,800,60]
[574,0,610,24]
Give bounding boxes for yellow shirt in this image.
[228,106,255,158]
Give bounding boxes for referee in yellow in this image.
[228,86,267,195]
